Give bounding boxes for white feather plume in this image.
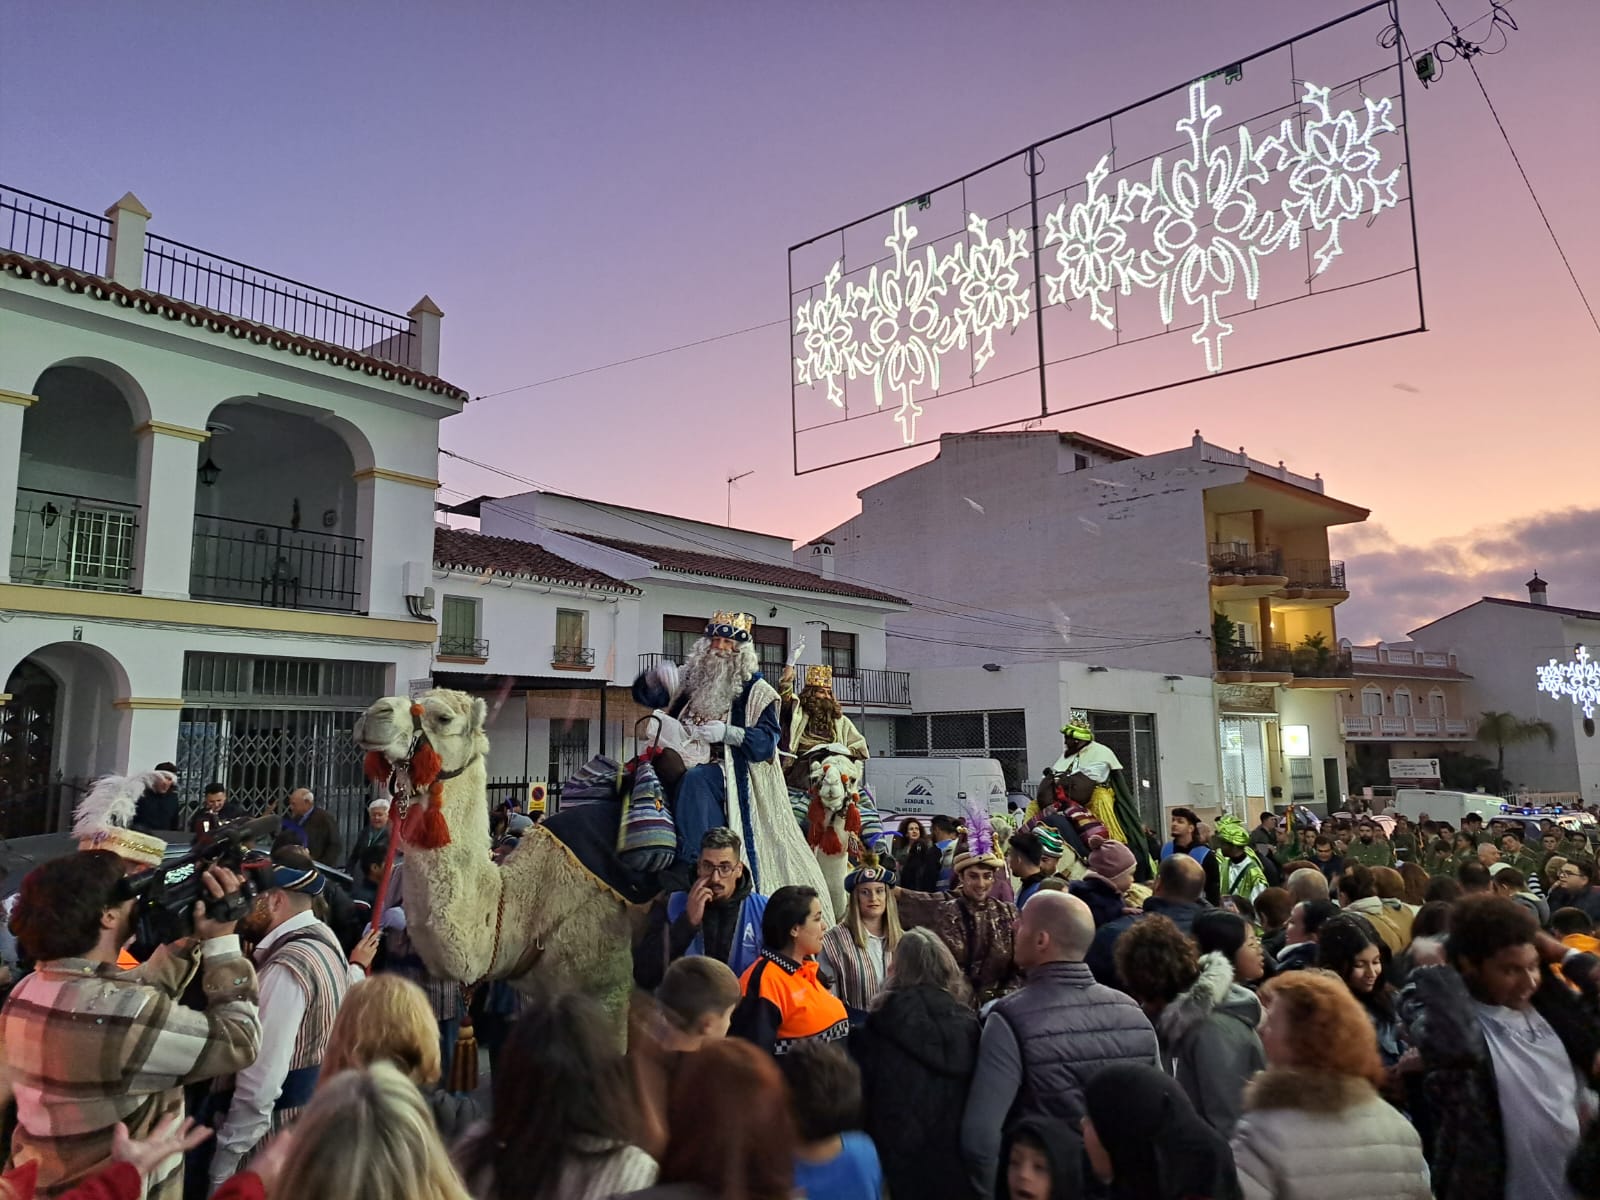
[72,770,173,838]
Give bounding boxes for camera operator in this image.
[207,846,378,1191]
[0,851,261,1200]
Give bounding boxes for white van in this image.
[1384,789,1509,826]
[865,757,1011,824]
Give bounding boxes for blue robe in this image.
[674,674,781,881]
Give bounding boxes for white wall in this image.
[1276,686,1348,807]
[824,432,1231,677]
[906,659,1224,815]
[1413,603,1600,802]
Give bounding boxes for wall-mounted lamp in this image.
[982,663,1003,673]
[197,455,222,487]
[768,607,778,618]
[40,502,60,529]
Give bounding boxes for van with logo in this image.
[865,756,1011,824]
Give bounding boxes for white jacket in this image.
[1230,1069,1430,1200]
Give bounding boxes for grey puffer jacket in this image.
[1157,952,1266,1137]
[1230,1069,1430,1200]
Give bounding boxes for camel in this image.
[353,688,641,1041]
[804,752,862,920]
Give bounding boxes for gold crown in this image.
[804,664,834,690]
[705,611,754,642]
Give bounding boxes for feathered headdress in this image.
[952,794,1004,874]
[73,771,171,867]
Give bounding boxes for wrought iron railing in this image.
[1217,639,1353,678]
[143,233,418,366]
[1208,542,1284,577]
[439,636,490,658]
[10,487,138,591]
[833,667,912,708]
[635,653,910,707]
[552,645,596,668]
[0,187,109,274]
[1285,559,1348,590]
[190,515,364,613]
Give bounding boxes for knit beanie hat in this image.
[1087,840,1137,886]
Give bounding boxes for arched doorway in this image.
[0,643,128,835]
[190,400,369,612]
[14,363,143,591]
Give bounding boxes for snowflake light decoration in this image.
[1539,645,1600,721]
[792,77,1402,446]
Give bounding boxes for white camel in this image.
[353,688,639,1041]
[805,753,862,921]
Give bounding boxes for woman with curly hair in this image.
[1112,916,1264,1137]
[1229,972,1428,1199]
[896,818,943,892]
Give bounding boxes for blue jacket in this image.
[667,890,768,978]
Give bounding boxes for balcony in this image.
[9,488,138,592]
[438,636,490,659]
[1279,558,1349,606]
[1344,715,1474,740]
[190,515,364,613]
[1208,542,1288,599]
[552,645,596,670]
[1215,638,1352,686]
[2,185,422,369]
[635,653,911,708]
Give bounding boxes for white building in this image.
[1410,575,1600,804]
[0,186,464,837]
[812,429,1371,825]
[430,492,909,802]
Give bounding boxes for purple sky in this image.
[4,1,1596,643]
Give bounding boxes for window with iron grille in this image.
[1085,710,1161,828]
[183,653,386,708]
[822,631,858,678]
[888,710,1028,790]
[753,624,788,678]
[440,596,482,657]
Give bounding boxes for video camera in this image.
[120,814,283,954]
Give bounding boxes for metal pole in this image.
[1026,147,1049,417]
[598,682,608,757]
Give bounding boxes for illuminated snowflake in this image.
[1539,646,1600,720]
[945,212,1031,372]
[1137,81,1277,373]
[847,207,956,443]
[1262,83,1402,275]
[1042,156,1150,329]
[793,263,862,408]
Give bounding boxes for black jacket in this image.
[1088,895,1210,991]
[1402,962,1600,1200]
[854,985,980,1200]
[900,841,944,893]
[131,785,181,833]
[189,802,247,837]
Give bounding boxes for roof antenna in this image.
[726,470,754,526]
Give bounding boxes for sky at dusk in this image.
[3,0,1596,644]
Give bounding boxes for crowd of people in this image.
[5,748,1600,1200]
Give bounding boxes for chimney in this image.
[808,539,836,580]
[1527,571,1548,605]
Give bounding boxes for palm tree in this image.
[1474,711,1558,792]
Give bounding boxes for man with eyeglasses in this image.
[1551,858,1600,924]
[635,827,769,989]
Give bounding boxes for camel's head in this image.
[355,688,488,775]
[353,689,487,851]
[809,755,858,815]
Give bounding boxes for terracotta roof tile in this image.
[577,534,907,604]
[433,527,640,593]
[0,250,469,401]
[1352,661,1473,681]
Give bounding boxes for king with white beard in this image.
[644,610,835,922]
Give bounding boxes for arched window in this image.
[1361,688,1384,717]
[1393,688,1413,718]
[1427,689,1446,717]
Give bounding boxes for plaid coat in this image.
[0,938,261,1200]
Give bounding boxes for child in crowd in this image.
[777,1043,882,1200]
[631,957,740,1159]
[999,1117,1082,1200]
